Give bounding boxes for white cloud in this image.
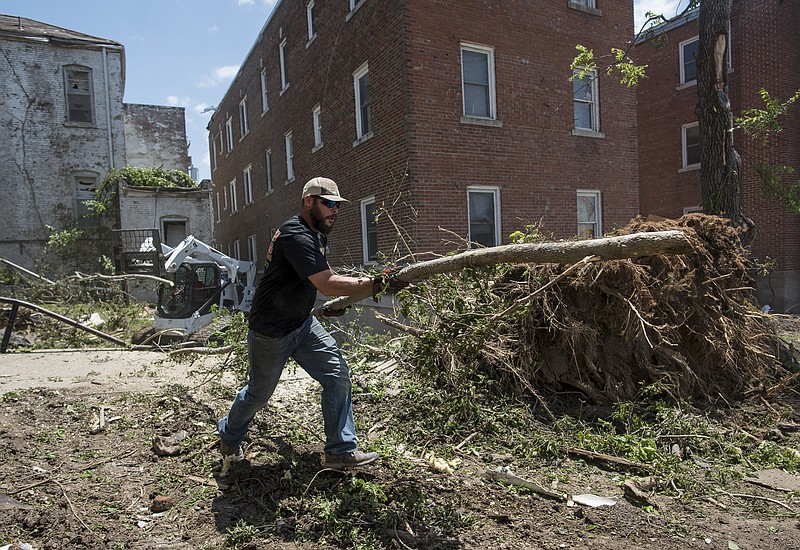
[193,102,210,115]
[196,64,240,89]
[208,24,219,33]
[238,0,255,5]
[215,65,240,79]
[166,95,190,107]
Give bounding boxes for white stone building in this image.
[0,14,203,276]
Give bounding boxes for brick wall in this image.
[118,186,214,246]
[212,0,638,267]
[636,0,800,309]
[123,104,192,172]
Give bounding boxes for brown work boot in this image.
[324,450,379,468]
[220,440,244,460]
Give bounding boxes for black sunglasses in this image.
[316,197,341,208]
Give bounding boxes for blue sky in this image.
[4,0,686,181]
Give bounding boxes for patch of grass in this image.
[37,428,66,444]
[1,391,20,402]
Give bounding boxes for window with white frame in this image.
[461,43,496,119]
[313,104,323,148]
[223,185,229,210]
[577,190,602,239]
[265,149,274,193]
[682,122,701,168]
[260,68,269,112]
[64,66,94,123]
[225,117,234,152]
[349,0,365,12]
[279,37,289,91]
[573,68,600,132]
[468,187,501,247]
[680,37,699,85]
[215,192,221,222]
[243,165,253,205]
[211,133,218,172]
[571,0,597,9]
[361,197,378,263]
[239,97,249,138]
[247,234,257,263]
[285,131,294,182]
[75,174,99,227]
[233,240,241,260]
[229,179,238,213]
[307,1,316,42]
[353,63,371,140]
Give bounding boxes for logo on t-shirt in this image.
[266,229,281,267]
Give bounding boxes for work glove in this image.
[321,306,350,317]
[372,268,409,300]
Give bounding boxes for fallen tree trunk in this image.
[313,230,693,315]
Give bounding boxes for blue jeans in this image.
[218,316,358,455]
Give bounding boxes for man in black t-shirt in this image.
[218,177,403,469]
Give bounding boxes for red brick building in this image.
[210,0,638,272]
[636,1,800,311]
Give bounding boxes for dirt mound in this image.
[405,214,789,404]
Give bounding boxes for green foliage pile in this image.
[398,214,786,405]
[2,277,152,349]
[88,166,198,218]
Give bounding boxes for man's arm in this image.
[308,269,374,298]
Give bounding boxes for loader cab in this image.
[157,262,222,319]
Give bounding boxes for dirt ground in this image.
[1,338,799,549]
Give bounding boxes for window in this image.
[468,187,500,247]
[260,69,269,113]
[682,122,701,168]
[225,118,234,152]
[239,97,249,138]
[461,44,496,119]
[349,0,365,11]
[243,165,253,205]
[313,104,323,148]
[279,37,289,91]
[285,131,294,182]
[307,1,316,42]
[573,68,600,132]
[233,240,241,260]
[577,190,602,239]
[570,0,597,9]
[64,67,93,123]
[353,63,372,140]
[75,174,98,227]
[680,37,699,85]
[229,179,238,213]
[211,132,218,172]
[247,235,257,263]
[361,197,378,263]
[223,185,229,210]
[215,193,221,222]
[162,219,187,248]
[265,149,274,194]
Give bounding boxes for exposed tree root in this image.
[398,214,794,405]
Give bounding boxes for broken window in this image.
[65,67,94,123]
[75,174,98,227]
